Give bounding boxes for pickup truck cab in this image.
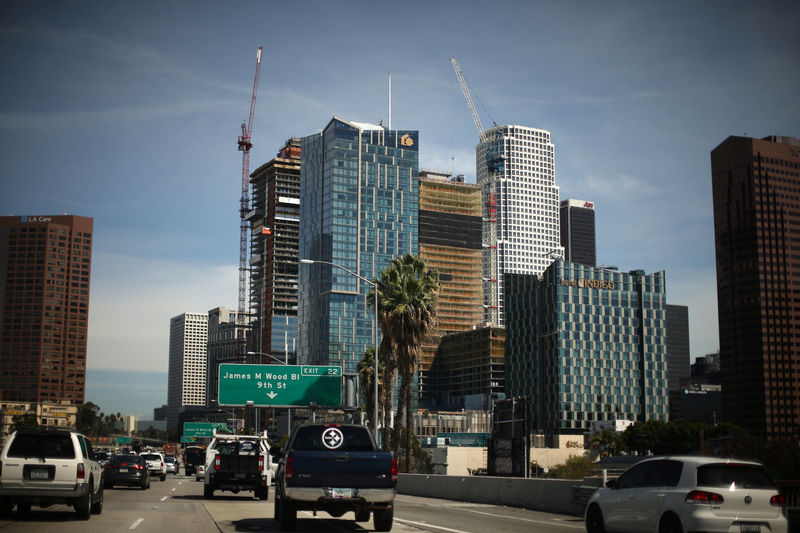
[203,431,271,500]
[272,424,397,532]
[140,451,167,481]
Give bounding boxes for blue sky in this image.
[2,1,798,417]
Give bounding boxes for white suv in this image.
[140,452,167,481]
[0,427,104,519]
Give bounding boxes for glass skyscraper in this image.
[505,260,669,437]
[298,118,419,373]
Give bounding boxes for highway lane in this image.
[0,472,586,532]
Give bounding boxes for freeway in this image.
[0,472,585,532]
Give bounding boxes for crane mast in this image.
[450,57,501,325]
[237,46,262,359]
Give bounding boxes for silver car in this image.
[585,456,787,533]
[164,456,179,475]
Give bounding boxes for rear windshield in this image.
[112,455,143,465]
[141,454,160,461]
[697,464,776,489]
[8,434,75,459]
[291,426,375,451]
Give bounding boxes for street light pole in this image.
[300,258,379,444]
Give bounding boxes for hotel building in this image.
[167,312,208,428]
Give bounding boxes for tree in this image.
[549,455,595,480]
[370,254,439,471]
[76,402,102,436]
[10,413,38,432]
[357,347,384,437]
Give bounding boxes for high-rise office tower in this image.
[417,170,484,402]
[560,199,596,267]
[249,138,301,363]
[206,306,248,407]
[478,125,562,326]
[0,215,93,405]
[666,304,690,421]
[505,261,670,438]
[167,312,208,428]
[711,134,800,441]
[298,118,418,372]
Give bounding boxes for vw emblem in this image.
[322,427,344,449]
[744,495,752,505]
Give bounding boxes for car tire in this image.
[355,509,370,522]
[659,512,683,533]
[273,492,280,521]
[160,473,166,481]
[91,484,104,515]
[17,502,31,516]
[0,498,13,517]
[204,485,214,499]
[255,485,268,501]
[278,494,297,531]
[373,507,393,532]
[586,504,605,533]
[75,487,91,520]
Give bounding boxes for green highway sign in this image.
[183,422,220,438]
[180,436,197,443]
[218,363,342,407]
[114,437,131,444]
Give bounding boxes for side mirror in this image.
[269,447,282,457]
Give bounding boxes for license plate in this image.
[30,469,49,480]
[740,525,761,533]
[331,488,355,499]
[119,468,128,473]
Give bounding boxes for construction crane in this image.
[450,57,503,326]
[236,46,262,359]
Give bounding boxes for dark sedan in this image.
[104,454,150,490]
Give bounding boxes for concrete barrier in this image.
[397,473,599,516]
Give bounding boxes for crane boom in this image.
[450,57,486,144]
[236,46,262,354]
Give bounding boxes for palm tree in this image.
[370,254,439,471]
[357,347,384,437]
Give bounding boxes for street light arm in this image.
[300,259,375,286]
[246,351,289,365]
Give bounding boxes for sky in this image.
[2,1,799,418]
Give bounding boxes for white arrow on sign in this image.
[267,392,278,399]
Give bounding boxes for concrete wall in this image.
[397,473,596,516]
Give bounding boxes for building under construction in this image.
[248,138,302,362]
[417,170,484,404]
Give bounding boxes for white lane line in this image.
[461,508,584,529]
[395,519,471,533]
[160,496,168,501]
[171,488,176,492]
[129,518,145,530]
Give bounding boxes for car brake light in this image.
[390,459,398,482]
[258,457,264,472]
[686,490,724,504]
[77,463,85,480]
[771,494,786,507]
[286,457,294,480]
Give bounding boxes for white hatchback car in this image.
[585,456,787,533]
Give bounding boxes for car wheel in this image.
[204,485,214,499]
[373,507,393,532]
[160,473,166,481]
[75,487,91,520]
[91,484,104,515]
[659,512,683,533]
[255,485,268,501]
[273,493,280,521]
[278,494,297,531]
[355,509,370,522]
[0,498,13,517]
[17,502,31,516]
[586,504,605,533]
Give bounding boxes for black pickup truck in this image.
[272,424,397,532]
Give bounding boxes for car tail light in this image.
[105,464,114,470]
[771,494,786,507]
[77,463,85,480]
[286,457,294,480]
[215,456,220,471]
[686,490,724,504]
[258,456,264,472]
[390,459,398,482]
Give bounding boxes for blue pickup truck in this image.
[271,424,397,531]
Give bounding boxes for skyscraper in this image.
[249,138,301,363]
[711,134,800,441]
[478,125,562,326]
[666,304,690,421]
[167,312,207,428]
[560,199,596,267]
[0,215,93,405]
[298,118,419,372]
[417,170,484,402]
[505,261,669,437]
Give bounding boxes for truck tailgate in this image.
[289,451,394,489]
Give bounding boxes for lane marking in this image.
[160,496,168,501]
[460,508,584,529]
[395,518,471,533]
[171,488,176,492]
[129,518,145,530]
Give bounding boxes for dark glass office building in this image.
[560,199,596,267]
[505,260,669,437]
[711,134,800,441]
[298,118,418,373]
[666,304,690,420]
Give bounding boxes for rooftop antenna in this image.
[388,71,392,129]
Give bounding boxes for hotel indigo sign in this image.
[561,278,616,290]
